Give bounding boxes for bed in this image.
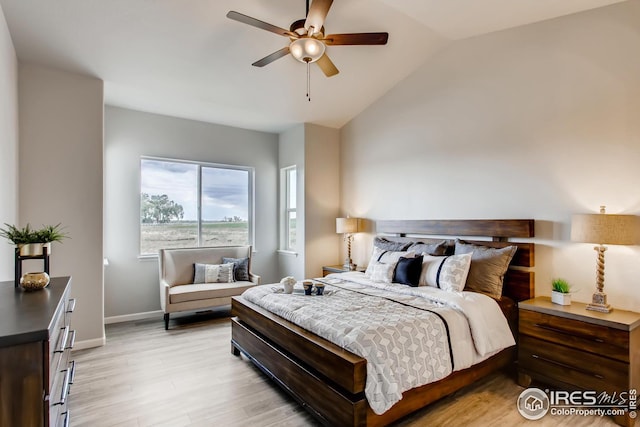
[231,219,535,426]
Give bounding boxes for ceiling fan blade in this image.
[316,53,339,77]
[227,11,297,38]
[252,47,291,67]
[323,32,389,46]
[305,0,333,35]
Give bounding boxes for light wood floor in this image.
[69,310,618,427]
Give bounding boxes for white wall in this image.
[0,5,18,281]
[19,64,105,345]
[340,1,640,310]
[104,106,279,318]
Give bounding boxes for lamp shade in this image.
[571,210,640,245]
[336,217,360,234]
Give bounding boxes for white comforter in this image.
[241,272,515,415]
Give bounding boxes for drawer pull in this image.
[54,368,72,406]
[66,298,76,313]
[68,360,76,385]
[55,326,70,353]
[531,354,605,380]
[61,410,71,427]
[534,323,607,344]
[65,330,76,350]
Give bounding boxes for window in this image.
[282,166,297,251]
[140,157,253,255]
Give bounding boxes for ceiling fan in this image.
[226,0,389,78]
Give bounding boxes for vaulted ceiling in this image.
[0,0,627,132]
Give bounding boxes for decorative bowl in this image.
[20,272,50,291]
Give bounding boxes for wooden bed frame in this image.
[231,219,535,426]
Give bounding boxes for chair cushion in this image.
[169,281,256,304]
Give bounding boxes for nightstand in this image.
[322,265,363,277]
[518,297,640,427]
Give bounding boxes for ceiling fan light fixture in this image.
[290,37,325,63]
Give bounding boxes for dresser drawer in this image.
[56,410,70,427]
[520,335,629,392]
[519,309,629,362]
[48,308,67,376]
[49,360,74,426]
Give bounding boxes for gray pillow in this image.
[407,240,448,256]
[222,257,250,281]
[373,237,411,251]
[454,239,517,299]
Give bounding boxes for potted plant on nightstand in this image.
[551,278,572,306]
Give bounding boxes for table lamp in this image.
[336,217,361,270]
[571,206,639,313]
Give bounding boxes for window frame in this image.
[281,165,297,252]
[139,156,255,257]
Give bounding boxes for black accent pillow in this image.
[222,257,250,281]
[393,255,424,287]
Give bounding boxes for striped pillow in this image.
[193,263,235,284]
[419,254,472,292]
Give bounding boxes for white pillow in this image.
[194,262,235,283]
[365,247,415,277]
[420,253,472,292]
[369,262,395,283]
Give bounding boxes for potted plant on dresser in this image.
[551,278,572,305]
[0,223,68,256]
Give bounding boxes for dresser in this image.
[518,297,639,427]
[0,276,75,427]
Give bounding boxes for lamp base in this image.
[342,258,357,271]
[586,291,612,313]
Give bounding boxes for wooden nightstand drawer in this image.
[519,335,629,391]
[518,297,640,427]
[519,309,629,362]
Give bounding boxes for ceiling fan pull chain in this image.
[306,61,311,102]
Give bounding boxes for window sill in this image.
[138,254,158,261]
[277,250,298,257]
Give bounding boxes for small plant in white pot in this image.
[551,278,572,306]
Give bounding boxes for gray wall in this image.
[277,124,306,281]
[340,1,640,310]
[104,106,279,318]
[19,64,105,346]
[303,124,341,278]
[0,5,18,281]
[277,124,341,281]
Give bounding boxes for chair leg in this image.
[164,313,170,330]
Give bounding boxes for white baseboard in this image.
[73,336,106,351]
[104,310,163,324]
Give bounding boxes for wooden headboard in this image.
[376,219,535,302]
